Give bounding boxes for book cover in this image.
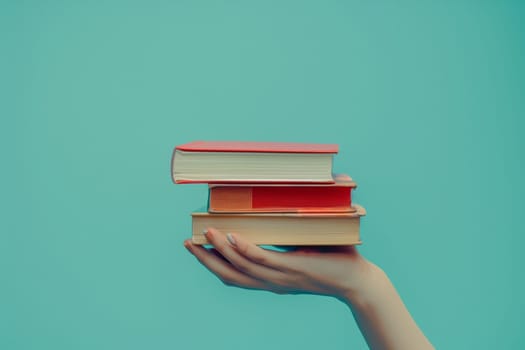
[175,140,339,154]
[208,174,356,213]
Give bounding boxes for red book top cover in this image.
[174,141,339,154]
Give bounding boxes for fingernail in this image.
[202,229,208,235]
[226,233,236,246]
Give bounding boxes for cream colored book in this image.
[192,205,366,245]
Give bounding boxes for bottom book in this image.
[191,205,366,245]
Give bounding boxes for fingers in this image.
[216,230,293,272]
[184,240,263,290]
[204,228,290,284]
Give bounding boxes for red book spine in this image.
[208,183,354,213]
[252,187,351,209]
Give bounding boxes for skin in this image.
[184,227,434,350]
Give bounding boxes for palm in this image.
[185,228,369,298]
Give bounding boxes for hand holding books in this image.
[184,227,434,350]
[174,141,433,349]
[184,227,373,299]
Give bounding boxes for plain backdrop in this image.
[2,1,524,349]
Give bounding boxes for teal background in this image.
[2,1,524,349]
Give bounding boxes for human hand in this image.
[184,228,434,349]
[183,227,380,303]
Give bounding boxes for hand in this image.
[184,228,434,349]
[183,227,378,302]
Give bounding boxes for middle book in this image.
[208,173,356,214]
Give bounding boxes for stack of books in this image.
[171,141,366,245]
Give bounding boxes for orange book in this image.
[192,205,366,245]
[208,174,356,213]
[171,141,338,184]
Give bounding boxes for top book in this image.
[171,141,339,184]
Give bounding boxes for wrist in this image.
[341,261,390,308]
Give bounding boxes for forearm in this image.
[343,264,433,350]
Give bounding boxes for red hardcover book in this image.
[175,141,339,153]
[171,141,339,184]
[208,174,356,213]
